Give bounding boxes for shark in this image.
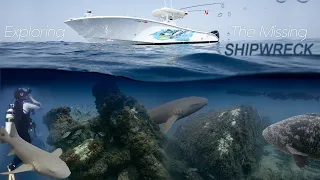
[147,96,208,134]
[0,123,71,179]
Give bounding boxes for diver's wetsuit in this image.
[10,99,41,168]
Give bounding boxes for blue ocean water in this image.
[0,40,319,179]
[0,39,319,82]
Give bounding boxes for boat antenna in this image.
[170,0,173,8]
[188,9,209,12]
[163,0,167,7]
[180,2,224,10]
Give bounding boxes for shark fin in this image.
[161,115,179,134]
[0,164,34,175]
[7,149,15,156]
[52,148,63,157]
[9,123,19,138]
[286,144,309,168]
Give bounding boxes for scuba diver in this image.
[6,88,42,173]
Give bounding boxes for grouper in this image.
[262,113,320,168]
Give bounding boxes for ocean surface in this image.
[0,40,320,180]
[0,39,319,82]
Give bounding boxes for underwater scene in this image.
[0,68,320,180]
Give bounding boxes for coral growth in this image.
[43,106,92,150]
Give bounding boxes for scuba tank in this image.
[5,103,37,136]
[5,104,15,134]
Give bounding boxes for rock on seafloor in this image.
[174,105,265,180]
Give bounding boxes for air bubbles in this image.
[276,0,309,3]
[297,0,309,3]
[243,7,247,10]
[221,3,225,8]
[228,12,231,17]
[217,13,222,17]
[227,32,230,36]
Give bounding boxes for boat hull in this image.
[64,16,219,45]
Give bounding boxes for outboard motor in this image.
[211,30,220,39]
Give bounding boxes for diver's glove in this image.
[28,94,42,108]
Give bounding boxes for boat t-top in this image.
[64,4,220,45]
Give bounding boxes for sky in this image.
[0,0,319,42]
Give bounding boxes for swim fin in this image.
[286,144,310,168]
[1,164,34,175]
[7,167,15,180]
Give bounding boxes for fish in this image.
[89,131,95,138]
[187,168,198,173]
[74,129,82,136]
[147,96,208,134]
[61,132,71,139]
[130,108,138,114]
[262,113,320,168]
[0,123,71,179]
[98,132,105,137]
[208,174,214,179]
[66,140,73,144]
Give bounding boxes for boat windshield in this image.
[152,7,187,21]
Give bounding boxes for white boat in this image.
[64,6,220,45]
